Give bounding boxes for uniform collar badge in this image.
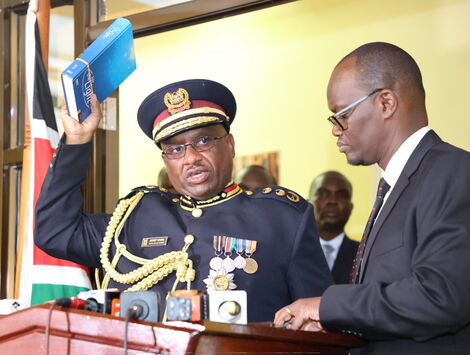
[179,182,242,216]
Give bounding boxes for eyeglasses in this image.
[161,134,228,160]
[327,88,383,130]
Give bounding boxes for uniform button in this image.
[184,234,195,244]
[192,208,203,218]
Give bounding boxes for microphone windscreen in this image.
[55,297,72,307]
[54,297,85,309]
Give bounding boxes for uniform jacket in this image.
[332,235,359,284]
[34,139,332,322]
[320,131,470,353]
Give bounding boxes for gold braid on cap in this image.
[97,191,196,292]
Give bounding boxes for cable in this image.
[124,305,143,355]
[45,302,55,355]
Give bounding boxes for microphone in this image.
[119,291,159,322]
[54,297,86,309]
[77,289,121,314]
[125,305,144,320]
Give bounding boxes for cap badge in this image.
[164,88,191,115]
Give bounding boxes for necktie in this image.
[322,244,335,270]
[350,178,391,283]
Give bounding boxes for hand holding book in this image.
[62,94,103,145]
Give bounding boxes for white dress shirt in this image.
[380,126,431,210]
[320,233,345,270]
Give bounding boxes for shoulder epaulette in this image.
[131,185,161,193]
[245,185,307,211]
[118,185,173,202]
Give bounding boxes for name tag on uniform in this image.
[141,236,168,247]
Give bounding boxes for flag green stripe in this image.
[31,284,89,305]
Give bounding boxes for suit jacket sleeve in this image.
[287,202,333,298]
[319,146,470,341]
[34,139,110,268]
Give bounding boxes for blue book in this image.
[61,17,136,121]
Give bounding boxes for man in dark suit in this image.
[309,171,358,284]
[275,42,470,353]
[35,79,332,322]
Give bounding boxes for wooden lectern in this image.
[0,304,365,354]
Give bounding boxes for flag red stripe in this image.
[33,247,88,271]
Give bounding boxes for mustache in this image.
[184,164,209,178]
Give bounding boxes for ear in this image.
[227,133,236,158]
[377,89,398,120]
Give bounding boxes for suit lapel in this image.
[358,130,442,282]
[333,235,358,283]
[332,236,349,280]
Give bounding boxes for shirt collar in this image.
[320,232,345,251]
[382,127,430,189]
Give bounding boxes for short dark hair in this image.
[340,42,425,96]
[309,170,352,201]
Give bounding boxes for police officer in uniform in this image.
[35,79,332,322]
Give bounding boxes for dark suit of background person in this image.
[34,79,332,322]
[308,171,358,284]
[274,42,470,354]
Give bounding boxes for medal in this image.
[204,268,237,291]
[222,257,235,272]
[213,275,229,291]
[243,258,258,274]
[243,240,258,274]
[222,236,235,272]
[234,255,247,269]
[233,238,247,269]
[209,236,224,271]
[210,257,223,270]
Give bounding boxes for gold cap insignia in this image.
[164,88,191,115]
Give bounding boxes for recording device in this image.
[77,289,121,314]
[166,290,208,321]
[207,290,247,324]
[119,291,159,322]
[166,290,247,324]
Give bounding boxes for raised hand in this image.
[62,94,103,145]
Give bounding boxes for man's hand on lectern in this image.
[273,297,324,331]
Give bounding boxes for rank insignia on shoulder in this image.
[248,185,305,211]
[286,191,300,202]
[262,187,272,194]
[141,236,168,247]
